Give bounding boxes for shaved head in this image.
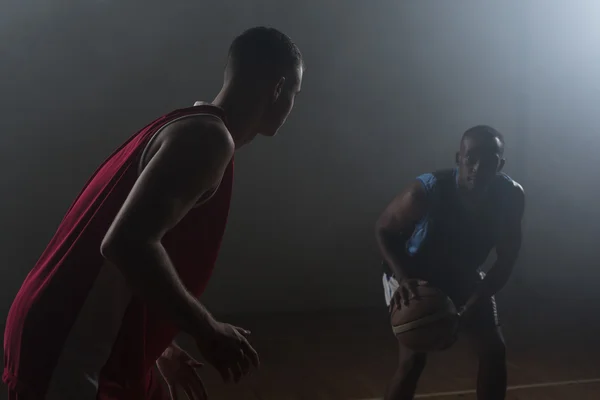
[226,26,303,82]
[461,125,505,156]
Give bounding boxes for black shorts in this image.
[459,294,500,332]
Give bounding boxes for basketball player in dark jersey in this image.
[4,27,303,400]
[376,126,525,400]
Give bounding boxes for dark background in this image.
[1,0,599,324]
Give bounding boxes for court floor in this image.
[193,297,600,400]
[2,296,599,399]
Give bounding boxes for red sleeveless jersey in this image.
[3,104,234,399]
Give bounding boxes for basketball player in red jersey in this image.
[3,27,303,400]
[376,126,524,400]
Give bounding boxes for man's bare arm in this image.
[463,183,525,310]
[375,181,428,281]
[101,117,234,338]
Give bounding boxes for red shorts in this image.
[7,390,22,400]
[5,368,168,400]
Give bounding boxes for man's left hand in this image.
[157,343,208,400]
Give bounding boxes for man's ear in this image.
[498,158,506,172]
[272,77,286,103]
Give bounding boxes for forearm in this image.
[102,241,215,337]
[465,262,514,308]
[376,229,412,280]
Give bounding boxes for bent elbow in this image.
[100,233,123,264]
[100,228,160,268]
[375,216,392,238]
[100,231,140,265]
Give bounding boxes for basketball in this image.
[390,285,459,352]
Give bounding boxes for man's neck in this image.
[211,87,262,149]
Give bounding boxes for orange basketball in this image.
[390,285,459,352]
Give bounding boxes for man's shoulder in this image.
[161,113,234,156]
[139,111,234,174]
[415,168,455,190]
[494,173,525,215]
[495,173,524,197]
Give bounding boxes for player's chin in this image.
[467,178,488,192]
[465,179,477,190]
[258,127,281,137]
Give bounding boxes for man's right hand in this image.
[196,321,260,383]
[393,278,428,307]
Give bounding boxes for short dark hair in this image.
[227,27,303,80]
[461,125,505,155]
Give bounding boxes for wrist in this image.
[192,310,218,339]
[391,269,408,282]
[179,293,218,338]
[464,293,481,308]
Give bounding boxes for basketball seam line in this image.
[391,310,453,334]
